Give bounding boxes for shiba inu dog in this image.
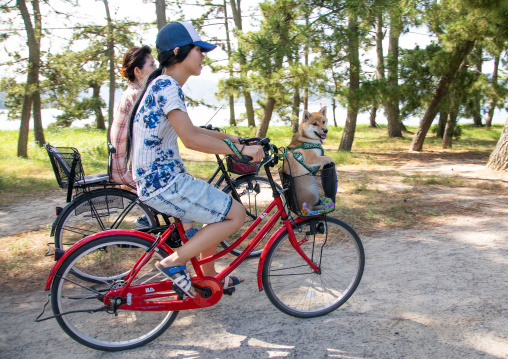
[283,106,335,213]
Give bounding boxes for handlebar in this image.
[199,124,278,166]
[241,138,278,167]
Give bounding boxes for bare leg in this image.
[159,200,245,269]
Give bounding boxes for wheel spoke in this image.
[51,236,178,351]
[262,217,364,318]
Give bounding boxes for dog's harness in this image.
[289,143,324,175]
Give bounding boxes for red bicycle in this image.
[40,139,365,351]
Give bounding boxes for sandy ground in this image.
[0,157,507,358]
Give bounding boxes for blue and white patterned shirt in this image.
[132,75,187,200]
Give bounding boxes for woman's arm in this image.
[194,125,241,143]
[167,110,264,162]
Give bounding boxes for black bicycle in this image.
[46,128,279,258]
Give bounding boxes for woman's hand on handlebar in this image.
[241,144,264,163]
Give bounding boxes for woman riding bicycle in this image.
[126,22,264,298]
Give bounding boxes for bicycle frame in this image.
[45,158,323,313]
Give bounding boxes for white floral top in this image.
[132,75,187,200]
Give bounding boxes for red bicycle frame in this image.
[45,149,323,313]
[109,198,319,312]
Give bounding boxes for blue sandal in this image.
[222,275,243,290]
[156,262,196,298]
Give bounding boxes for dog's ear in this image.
[302,110,311,122]
[319,106,327,117]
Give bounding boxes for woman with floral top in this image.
[126,22,264,298]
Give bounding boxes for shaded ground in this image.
[0,151,507,358]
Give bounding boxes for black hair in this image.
[121,45,152,82]
[125,44,196,165]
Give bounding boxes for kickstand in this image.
[35,294,53,322]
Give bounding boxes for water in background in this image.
[0,103,505,131]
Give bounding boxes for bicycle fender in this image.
[257,217,308,291]
[49,191,90,237]
[44,229,169,290]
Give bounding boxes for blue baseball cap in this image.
[156,21,217,54]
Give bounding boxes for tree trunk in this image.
[409,40,475,152]
[155,0,167,30]
[244,91,255,127]
[443,112,457,149]
[92,83,106,130]
[230,0,255,127]
[32,93,44,146]
[385,11,402,138]
[256,97,276,138]
[486,117,508,171]
[437,111,448,138]
[370,11,384,128]
[303,12,309,112]
[31,0,44,147]
[339,12,360,152]
[103,0,115,140]
[443,90,459,149]
[291,87,300,133]
[332,97,337,127]
[486,55,499,128]
[467,46,483,127]
[370,105,377,128]
[224,0,236,126]
[16,0,41,157]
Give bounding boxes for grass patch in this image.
[0,128,109,205]
[402,174,468,187]
[0,230,55,293]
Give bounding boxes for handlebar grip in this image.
[239,137,262,145]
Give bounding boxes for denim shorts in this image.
[144,173,232,224]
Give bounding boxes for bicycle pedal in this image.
[171,283,185,297]
[223,287,235,296]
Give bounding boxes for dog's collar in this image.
[292,143,324,152]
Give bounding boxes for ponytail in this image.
[125,44,195,166]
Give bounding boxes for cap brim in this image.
[193,41,216,52]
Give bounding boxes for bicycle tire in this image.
[262,216,364,318]
[51,235,178,351]
[54,188,156,252]
[220,175,281,258]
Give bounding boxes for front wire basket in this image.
[279,160,338,217]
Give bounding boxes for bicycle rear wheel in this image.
[262,216,364,318]
[51,235,177,351]
[54,188,156,251]
[221,175,280,258]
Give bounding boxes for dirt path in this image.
[1,156,507,358]
[0,190,63,237]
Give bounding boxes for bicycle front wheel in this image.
[54,188,156,251]
[51,235,177,351]
[221,175,280,258]
[262,216,364,318]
